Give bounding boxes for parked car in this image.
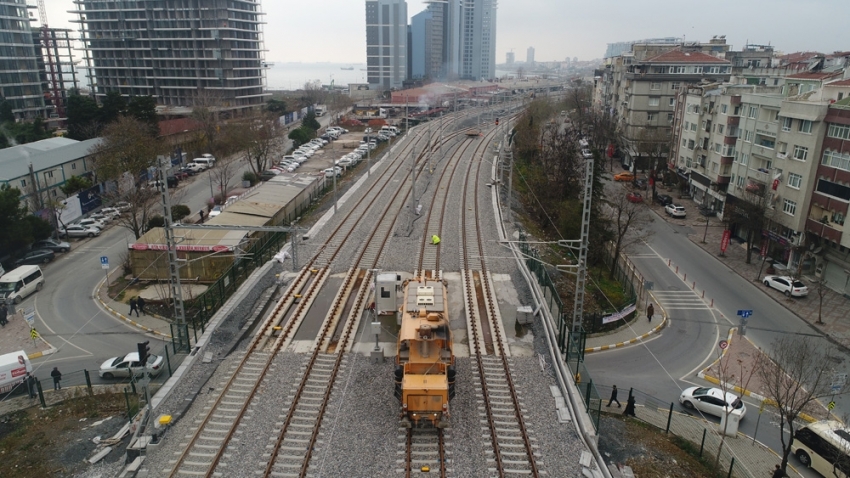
[89,212,113,223]
[679,386,746,419]
[613,171,635,182]
[77,218,106,230]
[763,275,809,297]
[324,167,342,178]
[581,149,593,159]
[99,351,165,379]
[14,249,55,266]
[59,225,101,238]
[208,206,223,218]
[260,170,279,181]
[100,207,122,218]
[665,204,686,218]
[113,202,131,212]
[178,166,197,176]
[185,162,207,173]
[654,194,673,207]
[633,179,648,190]
[626,192,643,203]
[32,238,71,253]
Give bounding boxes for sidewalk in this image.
[585,313,667,353]
[95,269,176,339]
[0,309,55,359]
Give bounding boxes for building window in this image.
[686,157,692,168]
[45,171,53,178]
[684,121,690,130]
[671,82,680,90]
[748,106,758,118]
[20,179,26,187]
[714,143,722,153]
[828,124,850,140]
[741,153,749,166]
[781,117,792,132]
[668,98,675,107]
[682,138,687,147]
[744,130,753,142]
[816,179,850,201]
[667,113,674,122]
[736,175,745,188]
[792,145,808,161]
[690,122,697,131]
[71,163,77,170]
[650,82,661,90]
[721,104,728,114]
[782,199,797,216]
[799,120,812,133]
[708,66,721,74]
[822,149,850,171]
[787,173,802,189]
[647,113,656,121]
[777,142,788,155]
[687,139,695,150]
[648,97,660,107]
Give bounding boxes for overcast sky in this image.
[44,0,848,64]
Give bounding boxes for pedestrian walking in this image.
[50,367,62,390]
[137,297,146,316]
[129,297,139,317]
[623,395,636,417]
[198,210,205,223]
[25,373,36,399]
[606,385,621,407]
[0,302,7,327]
[646,303,655,322]
[771,464,785,478]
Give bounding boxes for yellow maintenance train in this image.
[394,276,456,428]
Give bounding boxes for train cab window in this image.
[381,287,391,298]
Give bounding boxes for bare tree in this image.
[634,127,672,200]
[244,113,282,176]
[726,185,771,264]
[815,279,828,325]
[755,335,839,474]
[301,80,327,108]
[603,193,653,279]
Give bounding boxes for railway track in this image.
[166,118,473,478]
[460,119,543,477]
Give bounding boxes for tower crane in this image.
[37,0,65,117]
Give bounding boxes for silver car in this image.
[60,225,101,238]
[99,352,165,379]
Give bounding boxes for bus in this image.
[792,420,850,477]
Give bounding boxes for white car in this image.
[89,213,112,223]
[77,218,106,230]
[295,148,314,158]
[100,207,122,219]
[113,202,132,212]
[208,205,223,218]
[60,225,101,238]
[581,149,593,159]
[763,275,809,297]
[324,167,342,178]
[665,204,687,218]
[99,351,165,379]
[679,387,746,419]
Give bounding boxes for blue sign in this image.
[100,256,109,270]
[737,310,753,318]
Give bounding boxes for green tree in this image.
[288,126,313,148]
[0,184,50,253]
[99,91,126,125]
[302,112,320,131]
[171,204,190,221]
[266,98,288,114]
[66,91,100,140]
[0,100,14,123]
[147,215,165,229]
[59,175,93,196]
[127,96,159,136]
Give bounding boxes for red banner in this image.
[720,229,731,253]
[760,241,768,257]
[130,243,232,253]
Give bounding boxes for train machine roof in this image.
[395,276,455,428]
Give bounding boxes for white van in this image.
[192,156,216,169]
[0,265,45,304]
[0,350,32,395]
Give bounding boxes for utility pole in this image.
[158,156,189,353]
[572,154,594,332]
[410,146,416,214]
[290,217,300,271]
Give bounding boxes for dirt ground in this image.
[599,413,722,477]
[0,392,130,477]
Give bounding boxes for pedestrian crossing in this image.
[651,290,711,311]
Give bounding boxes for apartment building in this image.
[0,0,49,120]
[366,0,408,89]
[459,0,497,81]
[71,0,269,112]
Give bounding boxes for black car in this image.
[14,249,55,266]
[654,194,673,206]
[32,238,71,253]
[633,179,648,190]
[259,170,278,181]
[178,167,197,176]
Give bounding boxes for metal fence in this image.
[598,385,756,478]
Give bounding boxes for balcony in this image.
[715,175,731,185]
[806,218,843,243]
[720,155,734,166]
[726,116,739,126]
[747,168,770,184]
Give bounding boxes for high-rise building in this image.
[526,47,535,65]
[410,10,432,79]
[460,0,497,80]
[0,1,49,120]
[366,0,408,89]
[426,0,463,79]
[71,0,269,111]
[506,52,515,65]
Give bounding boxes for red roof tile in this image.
[644,49,729,64]
[826,79,850,87]
[159,118,203,137]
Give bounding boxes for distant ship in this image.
[340,66,354,70]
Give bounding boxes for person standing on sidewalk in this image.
[647,303,655,322]
[606,385,621,407]
[50,367,62,390]
[129,297,139,317]
[137,297,146,316]
[0,302,7,327]
[25,373,36,398]
[771,464,785,478]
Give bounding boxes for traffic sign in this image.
[829,401,836,411]
[737,310,753,318]
[100,256,109,270]
[30,328,39,339]
[719,340,728,350]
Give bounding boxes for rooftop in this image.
[0,137,102,182]
[644,49,730,64]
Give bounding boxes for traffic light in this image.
[137,341,150,365]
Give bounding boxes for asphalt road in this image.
[584,193,844,476]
